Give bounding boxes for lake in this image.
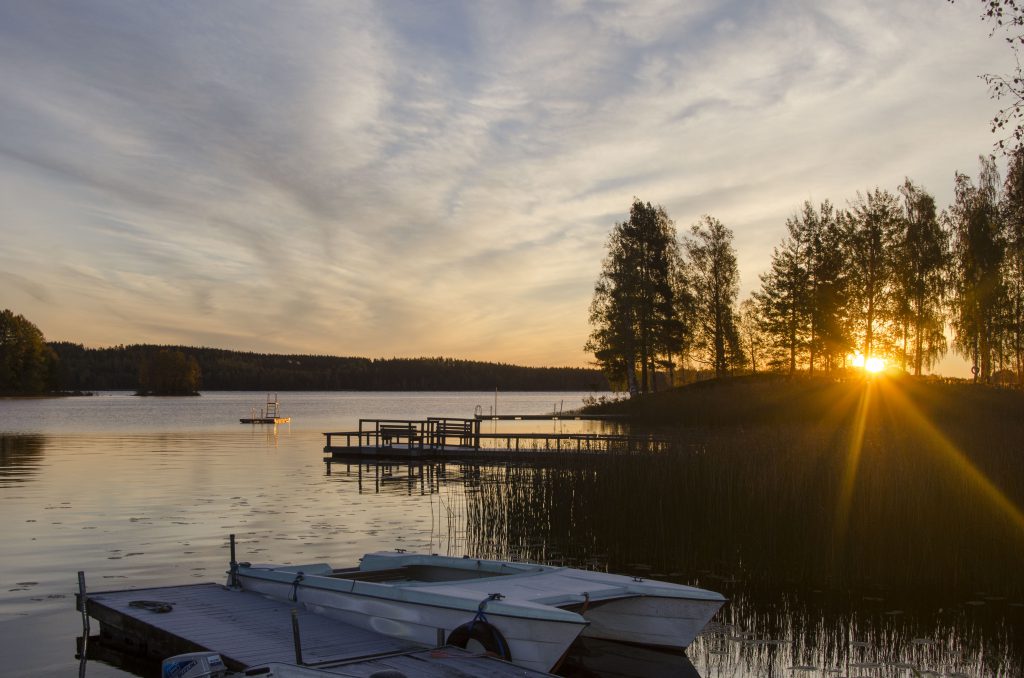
[0,391,1021,677]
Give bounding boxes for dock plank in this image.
[87,583,419,667]
[85,582,551,677]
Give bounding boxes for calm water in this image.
[0,391,1021,677]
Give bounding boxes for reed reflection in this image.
[0,434,47,485]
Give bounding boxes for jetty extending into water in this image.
[323,417,669,463]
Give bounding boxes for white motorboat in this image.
[231,551,725,673]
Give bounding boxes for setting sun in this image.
[851,353,886,373]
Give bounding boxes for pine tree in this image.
[754,235,808,374]
[808,203,854,372]
[586,200,686,395]
[756,201,854,375]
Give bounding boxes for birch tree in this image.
[686,216,742,378]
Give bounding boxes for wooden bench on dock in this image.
[378,424,424,450]
[429,418,476,448]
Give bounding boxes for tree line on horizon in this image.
[44,341,608,393]
[587,152,1024,395]
[0,311,609,394]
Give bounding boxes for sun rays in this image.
[834,376,1024,557]
[834,378,874,551]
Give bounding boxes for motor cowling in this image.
[161,652,227,678]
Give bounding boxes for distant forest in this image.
[48,343,609,392]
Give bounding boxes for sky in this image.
[0,1,1011,376]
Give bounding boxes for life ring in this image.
[446,620,512,661]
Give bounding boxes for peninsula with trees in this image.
[586,152,1024,395]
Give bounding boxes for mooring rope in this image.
[468,593,508,658]
[290,572,304,602]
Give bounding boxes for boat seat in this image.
[329,566,413,582]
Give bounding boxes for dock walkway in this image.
[80,582,550,676]
[323,417,669,462]
[473,413,627,421]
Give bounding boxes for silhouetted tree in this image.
[1000,147,1024,382]
[755,230,808,374]
[964,0,1024,151]
[0,310,58,394]
[848,189,902,365]
[808,203,854,371]
[686,215,742,378]
[586,200,686,396]
[896,179,950,375]
[138,349,201,395]
[49,344,608,392]
[737,297,765,374]
[949,156,1005,382]
[755,202,853,375]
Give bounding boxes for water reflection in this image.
[693,585,1022,677]
[329,461,442,495]
[0,434,47,485]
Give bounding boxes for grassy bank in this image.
[580,372,1024,428]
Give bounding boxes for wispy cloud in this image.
[0,0,1005,373]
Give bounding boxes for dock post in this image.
[291,608,304,665]
[436,627,445,647]
[77,570,90,670]
[228,534,239,589]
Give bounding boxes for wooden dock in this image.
[323,417,670,463]
[474,413,628,421]
[78,581,552,677]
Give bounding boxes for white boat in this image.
[231,551,725,674]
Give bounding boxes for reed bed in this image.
[457,377,1024,597]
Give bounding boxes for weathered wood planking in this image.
[82,582,551,676]
[85,583,416,668]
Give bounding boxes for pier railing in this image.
[323,418,669,459]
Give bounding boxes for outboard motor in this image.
[161,652,227,678]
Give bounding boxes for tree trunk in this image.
[626,352,639,397]
[914,301,924,377]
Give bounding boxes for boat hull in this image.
[234,552,725,671]
[578,594,723,648]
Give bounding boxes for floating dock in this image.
[241,393,291,425]
[77,579,551,677]
[323,417,670,463]
[474,413,628,421]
